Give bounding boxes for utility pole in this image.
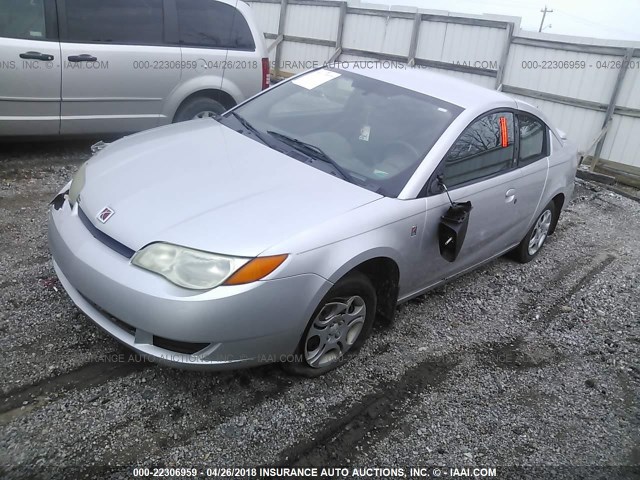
[539,5,553,32]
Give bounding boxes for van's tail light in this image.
[261,57,270,90]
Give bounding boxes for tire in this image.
[173,97,227,122]
[513,201,556,263]
[283,271,377,377]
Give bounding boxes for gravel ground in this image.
[0,141,638,480]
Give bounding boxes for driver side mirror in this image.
[435,175,473,262]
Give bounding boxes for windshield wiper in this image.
[228,111,271,145]
[266,130,352,182]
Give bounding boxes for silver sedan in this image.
[48,65,578,376]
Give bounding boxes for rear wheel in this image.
[283,271,376,377]
[513,201,556,263]
[173,97,226,122]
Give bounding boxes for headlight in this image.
[131,242,287,290]
[68,161,88,206]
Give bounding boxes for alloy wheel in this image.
[304,295,366,368]
[528,209,552,256]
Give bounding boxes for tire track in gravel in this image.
[516,252,617,332]
[273,336,575,467]
[544,253,616,319]
[79,367,300,471]
[0,355,153,425]
[275,354,460,466]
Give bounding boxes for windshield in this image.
[226,68,463,197]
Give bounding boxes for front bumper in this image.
[48,200,331,369]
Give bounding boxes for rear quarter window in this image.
[517,113,549,165]
[176,0,255,50]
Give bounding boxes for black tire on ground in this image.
[283,271,377,377]
[512,200,557,264]
[173,97,227,122]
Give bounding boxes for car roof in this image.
[336,63,514,110]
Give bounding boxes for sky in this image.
[362,0,640,41]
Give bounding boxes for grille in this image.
[152,336,210,355]
[78,208,135,258]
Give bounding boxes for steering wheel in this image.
[386,140,422,160]
[374,140,422,176]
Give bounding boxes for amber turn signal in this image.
[224,254,288,285]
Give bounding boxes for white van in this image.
[0,0,269,136]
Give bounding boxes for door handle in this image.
[19,51,54,61]
[67,54,98,62]
[505,188,517,204]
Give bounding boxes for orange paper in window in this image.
[499,116,508,148]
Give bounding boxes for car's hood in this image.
[79,120,382,257]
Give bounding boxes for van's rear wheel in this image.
[283,271,376,377]
[174,97,226,122]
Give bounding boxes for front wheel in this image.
[283,271,376,377]
[513,201,556,263]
